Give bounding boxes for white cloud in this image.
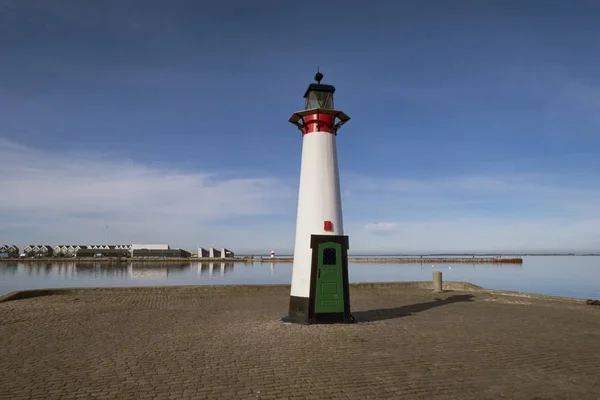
[343,172,600,218]
[345,172,600,253]
[0,138,296,252]
[349,217,600,254]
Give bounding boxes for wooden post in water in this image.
[433,271,443,293]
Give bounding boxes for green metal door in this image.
[314,242,344,313]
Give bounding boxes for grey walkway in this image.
[1,285,599,400]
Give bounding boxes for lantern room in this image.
[304,71,335,110]
[289,71,351,135]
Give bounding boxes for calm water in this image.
[1,256,599,299]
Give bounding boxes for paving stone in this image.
[1,285,599,400]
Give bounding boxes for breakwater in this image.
[2,256,523,264]
[347,257,523,264]
[247,257,523,264]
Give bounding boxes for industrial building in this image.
[197,247,235,258]
[131,244,169,251]
[132,248,192,258]
[130,244,187,258]
[222,248,234,258]
[0,245,19,258]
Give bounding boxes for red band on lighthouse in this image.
[302,113,336,135]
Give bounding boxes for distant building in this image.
[76,245,132,258]
[23,245,54,257]
[131,244,170,251]
[208,248,221,258]
[197,247,210,258]
[130,244,171,258]
[132,248,192,258]
[221,248,235,258]
[0,245,19,258]
[54,245,84,257]
[197,247,234,258]
[9,243,200,258]
[53,245,132,258]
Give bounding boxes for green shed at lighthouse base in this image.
[283,234,353,325]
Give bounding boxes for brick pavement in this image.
[1,285,599,400]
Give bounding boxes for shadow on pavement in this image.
[353,294,475,322]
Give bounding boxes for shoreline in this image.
[1,256,524,264]
[0,280,589,304]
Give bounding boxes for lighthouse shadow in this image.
[353,294,475,322]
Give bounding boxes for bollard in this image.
[433,271,443,293]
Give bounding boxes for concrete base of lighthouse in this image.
[283,235,353,325]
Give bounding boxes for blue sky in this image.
[1,0,600,254]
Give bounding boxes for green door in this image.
[314,242,344,313]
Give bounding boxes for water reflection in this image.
[196,262,235,278]
[0,261,18,276]
[0,261,236,280]
[1,257,599,299]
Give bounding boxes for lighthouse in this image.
[284,71,352,324]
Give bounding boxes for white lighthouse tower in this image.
[284,71,352,324]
